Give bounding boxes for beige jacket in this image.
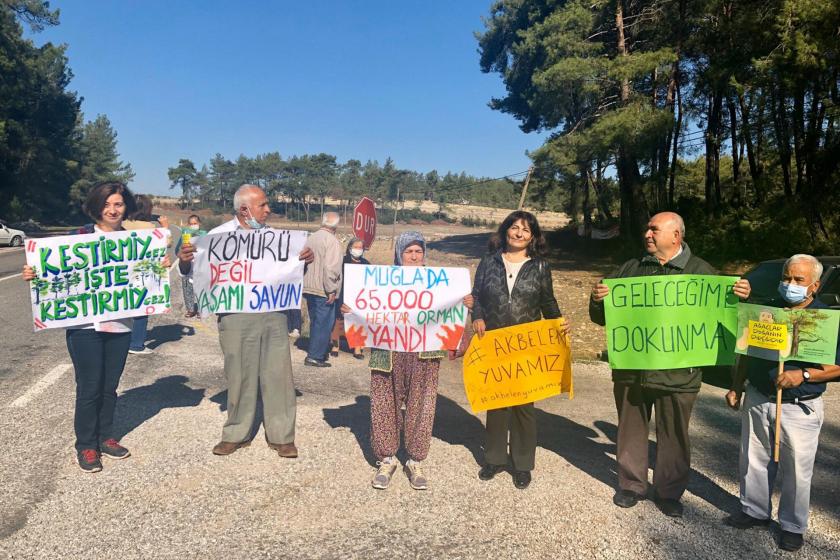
[303,228,343,297]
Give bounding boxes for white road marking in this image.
[10,363,72,408]
[0,272,22,283]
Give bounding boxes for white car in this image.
[0,221,25,247]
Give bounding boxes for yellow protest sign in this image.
[462,318,573,413]
[747,320,788,351]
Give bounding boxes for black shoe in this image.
[725,510,770,530]
[513,470,531,489]
[613,489,643,508]
[330,348,339,357]
[655,498,684,518]
[99,438,131,459]
[779,531,804,552]
[304,357,331,368]
[478,464,505,481]
[76,449,103,473]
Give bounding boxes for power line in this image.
[397,169,530,197]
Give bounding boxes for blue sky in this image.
[32,1,546,195]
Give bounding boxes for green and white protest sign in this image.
[603,275,739,369]
[191,228,308,316]
[25,229,171,331]
[735,303,840,364]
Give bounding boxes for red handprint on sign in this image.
[345,324,369,349]
[436,324,465,351]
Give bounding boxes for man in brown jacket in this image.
[589,212,751,518]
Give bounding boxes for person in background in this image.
[123,194,169,354]
[302,212,343,367]
[470,210,564,490]
[174,214,206,318]
[22,182,168,472]
[283,309,302,339]
[725,254,840,552]
[330,237,369,360]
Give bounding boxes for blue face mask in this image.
[778,281,812,304]
[244,207,265,230]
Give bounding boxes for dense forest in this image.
[477,0,839,257]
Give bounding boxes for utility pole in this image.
[517,166,535,210]
[390,183,401,248]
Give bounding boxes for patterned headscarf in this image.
[394,231,425,265]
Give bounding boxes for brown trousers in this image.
[613,383,697,500]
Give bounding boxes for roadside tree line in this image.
[166,154,531,222]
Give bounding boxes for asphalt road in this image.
[0,259,838,559]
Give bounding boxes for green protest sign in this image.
[735,303,840,364]
[603,275,739,369]
[25,229,171,331]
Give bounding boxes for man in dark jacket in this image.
[589,212,751,517]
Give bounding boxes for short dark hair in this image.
[131,194,153,221]
[495,210,546,257]
[187,214,201,223]
[83,182,137,222]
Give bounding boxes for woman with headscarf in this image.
[470,210,564,490]
[342,231,467,490]
[330,237,370,359]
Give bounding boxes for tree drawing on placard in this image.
[151,261,168,287]
[28,266,51,304]
[61,271,79,295]
[785,309,830,359]
[67,271,82,294]
[133,260,152,285]
[49,276,65,301]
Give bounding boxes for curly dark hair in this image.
[493,210,546,257]
[82,181,137,222]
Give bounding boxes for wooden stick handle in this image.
[774,361,784,463]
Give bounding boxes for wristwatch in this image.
[802,369,811,382]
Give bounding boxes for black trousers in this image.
[66,329,131,451]
[613,383,697,500]
[485,403,537,471]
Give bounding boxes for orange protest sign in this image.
[462,318,573,413]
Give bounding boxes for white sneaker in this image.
[372,457,399,490]
[289,329,301,339]
[128,347,154,355]
[404,460,428,490]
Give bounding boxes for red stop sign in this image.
[353,197,377,249]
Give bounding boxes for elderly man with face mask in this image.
[302,211,344,367]
[589,212,752,518]
[725,254,840,552]
[178,184,313,459]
